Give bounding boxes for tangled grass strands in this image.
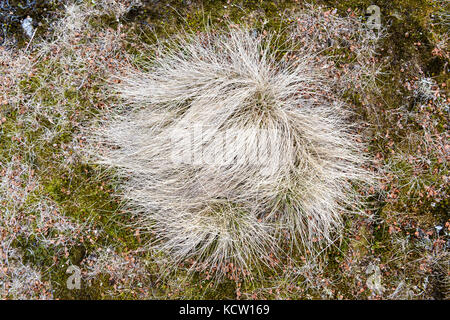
[86,24,376,280]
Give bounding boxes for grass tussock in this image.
[88,25,376,279]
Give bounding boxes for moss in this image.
[10,158,142,299]
[1,48,142,301]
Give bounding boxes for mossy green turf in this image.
[1,0,448,299]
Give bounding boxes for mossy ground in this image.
[0,0,448,299]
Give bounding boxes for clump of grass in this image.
[88,25,376,279]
